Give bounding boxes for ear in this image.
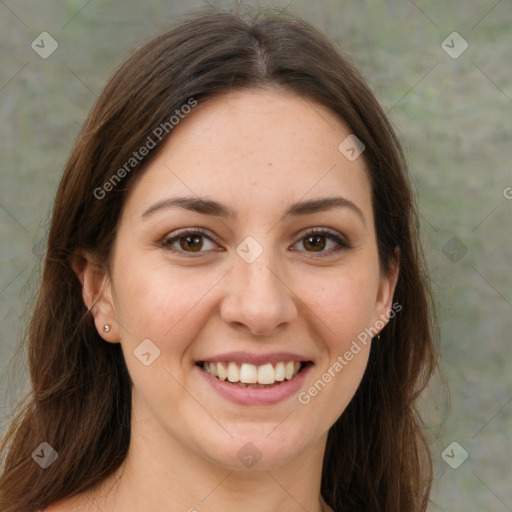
[372,246,400,335]
[71,250,119,344]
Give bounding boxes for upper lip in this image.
[196,351,313,366]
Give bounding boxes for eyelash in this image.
[161,227,351,258]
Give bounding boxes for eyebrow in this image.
[141,195,366,226]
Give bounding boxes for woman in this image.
[0,10,438,512]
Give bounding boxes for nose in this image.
[219,248,298,336]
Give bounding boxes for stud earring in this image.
[103,324,111,333]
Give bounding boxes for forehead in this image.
[122,88,373,224]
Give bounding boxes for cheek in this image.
[299,264,380,341]
[291,265,377,416]
[296,272,375,420]
[112,258,221,349]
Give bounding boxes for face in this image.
[81,88,398,472]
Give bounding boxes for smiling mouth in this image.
[197,361,311,388]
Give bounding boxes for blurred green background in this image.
[1,1,511,510]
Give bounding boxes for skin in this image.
[61,88,399,512]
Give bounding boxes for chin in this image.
[195,427,313,471]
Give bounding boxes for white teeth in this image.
[275,362,285,381]
[257,363,275,384]
[285,361,295,380]
[240,363,258,384]
[201,360,304,385]
[227,362,239,383]
[217,362,227,381]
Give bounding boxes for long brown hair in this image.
[0,9,438,511]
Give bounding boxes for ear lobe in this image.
[71,251,119,343]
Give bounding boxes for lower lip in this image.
[196,364,313,406]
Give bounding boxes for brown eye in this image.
[293,228,350,257]
[303,234,327,252]
[162,228,217,256]
[179,234,203,252]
